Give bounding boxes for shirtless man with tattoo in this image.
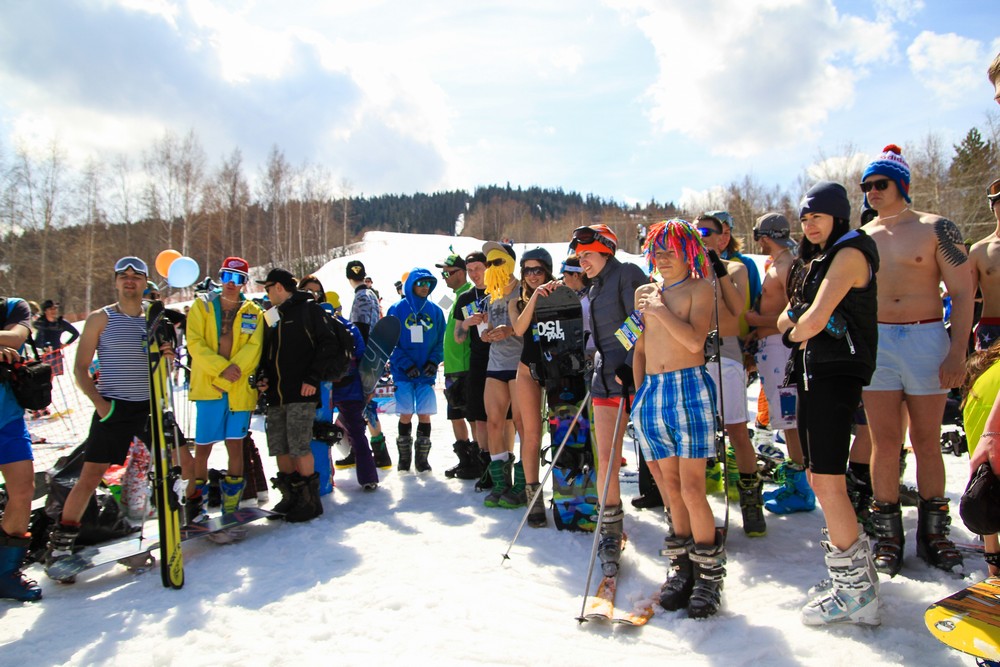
[860,145,973,576]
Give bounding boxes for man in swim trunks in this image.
[969,177,1000,350]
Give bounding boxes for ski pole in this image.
[710,274,731,537]
[577,384,629,622]
[501,389,591,562]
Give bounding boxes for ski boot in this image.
[445,440,482,480]
[526,482,547,528]
[484,455,513,507]
[269,471,300,518]
[658,536,694,611]
[916,496,963,572]
[763,463,816,514]
[221,475,246,514]
[185,479,208,525]
[334,450,356,469]
[0,531,42,601]
[598,504,625,578]
[414,436,433,473]
[737,473,767,537]
[801,537,880,626]
[688,536,727,619]
[499,461,527,508]
[285,472,323,523]
[396,435,413,472]
[869,500,904,577]
[725,444,740,502]
[370,434,392,470]
[44,522,81,583]
[704,458,724,495]
[845,465,874,532]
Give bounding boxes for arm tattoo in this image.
[935,218,968,267]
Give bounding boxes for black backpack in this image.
[308,303,355,382]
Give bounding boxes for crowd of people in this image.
[0,58,998,644]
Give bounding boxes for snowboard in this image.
[45,507,277,581]
[359,315,402,396]
[924,576,1000,661]
[533,286,596,532]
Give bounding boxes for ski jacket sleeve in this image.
[59,318,80,347]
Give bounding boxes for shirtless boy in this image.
[632,219,725,620]
[860,144,973,575]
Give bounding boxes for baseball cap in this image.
[255,268,297,291]
[483,241,516,262]
[346,260,366,281]
[753,213,796,249]
[435,254,467,270]
[220,256,250,276]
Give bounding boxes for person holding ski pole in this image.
[571,224,647,577]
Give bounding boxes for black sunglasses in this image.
[487,258,506,268]
[697,227,719,237]
[522,266,546,276]
[860,178,891,194]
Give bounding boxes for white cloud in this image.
[607,0,897,157]
[805,152,871,183]
[678,185,727,214]
[907,31,989,107]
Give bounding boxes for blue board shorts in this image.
[633,367,717,461]
[195,395,252,444]
[0,416,33,465]
[867,321,948,395]
[394,381,437,416]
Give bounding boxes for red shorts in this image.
[592,394,634,409]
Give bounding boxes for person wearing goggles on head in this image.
[387,267,445,474]
[46,256,175,579]
[860,144,973,578]
[180,257,264,524]
[969,177,1000,351]
[569,224,648,577]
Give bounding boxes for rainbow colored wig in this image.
[642,219,710,279]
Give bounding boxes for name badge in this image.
[240,313,257,334]
[410,324,424,344]
[614,311,644,351]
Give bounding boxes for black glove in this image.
[405,366,420,379]
[824,312,848,339]
[707,249,727,278]
[615,364,633,391]
[786,302,809,324]
[422,362,438,377]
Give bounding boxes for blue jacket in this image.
[330,311,366,403]
[387,268,445,385]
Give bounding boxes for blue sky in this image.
[0,0,997,210]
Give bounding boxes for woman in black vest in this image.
[778,181,880,627]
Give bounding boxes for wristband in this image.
[99,399,116,423]
[981,431,1000,439]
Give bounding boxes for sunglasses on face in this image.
[860,178,891,194]
[697,227,720,237]
[414,279,433,288]
[220,270,248,285]
[522,266,546,277]
[114,256,148,276]
[441,269,461,278]
[263,283,276,292]
[486,258,507,268]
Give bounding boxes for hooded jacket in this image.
[186,291,264,411]
[387,268,445,385]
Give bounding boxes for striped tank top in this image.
[96,304,149,402]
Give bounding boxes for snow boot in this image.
[737,473,767,537]
[44,522,80,582]
[334,450,356,469]
[526,482,547,528]
[269,472,299,518]
[869,500,904,577]
[498,461,527,509]
[484,455,513,507]
[916,496,963,572]
[688,537,726,619]
[704,458,724,495]
[0,532,42,601]
[414,436,433,473]
[658,536,694,611]
[370,434,392,470]
[598,504,625,578]
[221,475,246,514]
[801,537,880,626]
[285,472,323,523]
[763,464,816,515]
[474,450,494,491]
[207,468,223,508]
[445,440,482,480]
[397,435,413,472]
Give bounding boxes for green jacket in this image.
[443,281,472,374]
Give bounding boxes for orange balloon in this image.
[155,249,182,278]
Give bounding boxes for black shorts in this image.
[796,375,864,476]
[445,373,467,420]
[82,398,151,465]
[465,361,488,423]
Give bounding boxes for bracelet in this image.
[981,431,1000,439]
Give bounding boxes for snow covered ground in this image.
[1,232,987,666]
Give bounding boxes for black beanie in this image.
[799,181,851,221]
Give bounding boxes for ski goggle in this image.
[114,256,148,276]
[752,229,789,241]
[414,279,434,288]
[860,178,891,194]
[988,178,1000,204]
[569,227,616,253]
[522,266,546,277]
[219,270,248,285]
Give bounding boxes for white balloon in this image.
[167,256,200,287]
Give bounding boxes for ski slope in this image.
[1,231,983,666]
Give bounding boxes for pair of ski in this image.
[580,572,657,626]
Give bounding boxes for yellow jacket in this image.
[187,293,264,411]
